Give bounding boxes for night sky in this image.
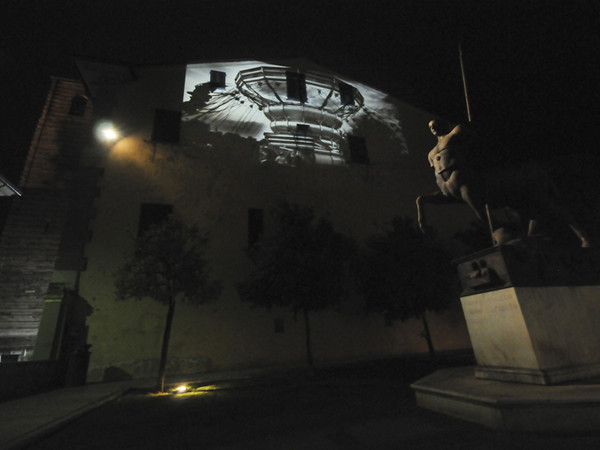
[1,0,598,183]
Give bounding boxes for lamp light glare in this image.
[95,121,120,142]
[102,127,118,141]
[175,385,188,393]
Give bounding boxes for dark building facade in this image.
[0,61,471,380]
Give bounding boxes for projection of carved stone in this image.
[182,61,408,165]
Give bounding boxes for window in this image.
[286,71,307,102]
[347,135,369,165]
[137,203,173,237]
[296,124,310,137]
[338,81,355,106]
[274,318,284,333]
[210,70,226,88]
[248,208,263,246]
[69,94,88,116]
[151,109,181,143]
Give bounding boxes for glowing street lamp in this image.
[95,121,120,142]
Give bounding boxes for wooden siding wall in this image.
[0,78,94,356]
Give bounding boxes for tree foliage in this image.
[113,217,221,391]
[114,218,221,305]
[356,217,459,358]
[237,203,356,366]
[238,203,355,313]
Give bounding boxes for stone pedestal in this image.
[462,285,600,385]
[411,366,600,432]
[455,245,600,385]
[412,245,600,430]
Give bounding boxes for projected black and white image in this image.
[182,61,407,165]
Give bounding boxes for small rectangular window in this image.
[138,203,173,237]
[248,208,264,246]
[210,70,226,88]
[286,71,307,103]
[296,124,310,136]
[69,95,88,116]
[274,318,284,333]
[338,81,354,106]
[348,135,369,165]
[152,109,181,143]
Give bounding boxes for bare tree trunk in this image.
[157,298,176,392]
[420,311,436,361]
[303,308,314,368]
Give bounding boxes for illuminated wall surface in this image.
[182,61,408,165]
[3,62,472,380]
[75,62,472,381]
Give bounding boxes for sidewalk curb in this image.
[1,388,130,450]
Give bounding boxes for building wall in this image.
[0,78,94,357]
[76,63,471,382]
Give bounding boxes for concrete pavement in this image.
[3,363,600,450]
[0,372,476,450]
[0,379,138,450]
[0,367,300,450]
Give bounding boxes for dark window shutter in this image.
[338,81,355,106]
[210,70,226,88]
[274,318,284,333]
[348,135,369,164]
[296,124,310,136]
[286,71,307,102]
[248,208,264,246]
[69,95,88,116]
[152,109,181,143]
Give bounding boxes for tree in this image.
[356,217,459,360]
[237,203,355,368]
[114,218,221,392]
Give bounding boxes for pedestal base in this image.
[461,285,600,385]
[474,362,600,385]
[411,366,600,431]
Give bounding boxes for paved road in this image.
[23,358,600,449]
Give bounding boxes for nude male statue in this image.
[417,119,591,247]
[416,119,487,235]
[427,119,474,197]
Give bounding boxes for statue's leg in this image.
[460,184,498,246]
[459,184,486,222]
[568,223,592,248]
[416,191,454,234]
[527,219,538,236]
[537,191,592,248]
[549,209,591,247]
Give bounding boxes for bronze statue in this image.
[416,119,591,248]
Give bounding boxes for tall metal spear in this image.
[459,43,473,124]
[458,42,496,245]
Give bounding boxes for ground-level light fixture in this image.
[174,385,188,393]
